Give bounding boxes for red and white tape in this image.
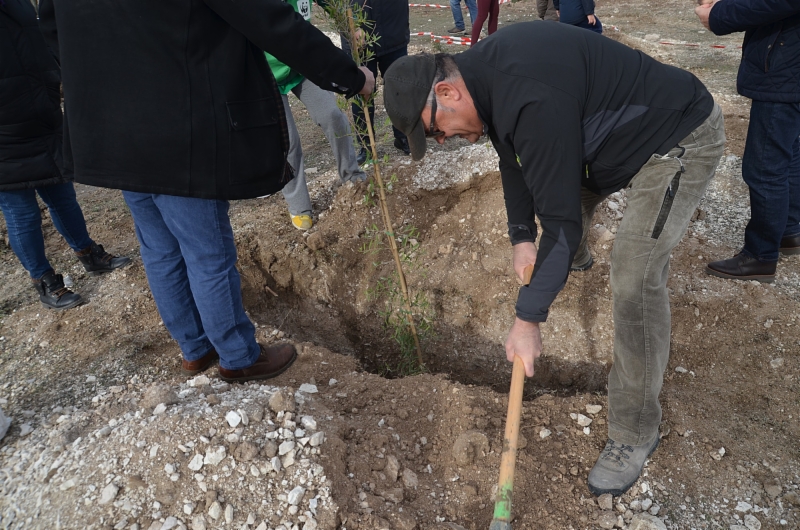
[409,0,512,7]
[411,31,474,45]
[658,40,742,49]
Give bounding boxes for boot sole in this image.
[218,351,298,383]
[570,255,594,272]
[705,267,775,283]
[780,247,800,256]
[588,437,660,497]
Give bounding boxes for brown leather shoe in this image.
[706,252,777,283]
[218,343,297,383]
[780,233,800,256]
[181,349,219,376]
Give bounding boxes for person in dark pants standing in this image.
[342,0,411,164]
[38,0,374,380]
[0,0,130,311]
[554,0,602,34]
[470,0,499,46]
[697,0,800,283]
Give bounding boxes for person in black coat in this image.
[341,0,411,163]
[698,0,800,282]
[37,0,374,382]
[0,0,130,311]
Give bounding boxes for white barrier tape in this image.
[409,0,512,7]
[412,32,474,44]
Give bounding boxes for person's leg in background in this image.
[36,182,130,275]
[465,0,478,27]
[293,79,366,184]
[707,101,800,279]
[449,0,467,33]
[377,48,411,155]
[0,186,83,309]
[470,0,491,46]
[487,0,500,35]
[279,94,313,230]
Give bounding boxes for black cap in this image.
[383,54,437,161]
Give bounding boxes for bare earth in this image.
[1,1,798,529]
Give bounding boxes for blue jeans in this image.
[0,182,93,279]
[571,17,603,34]
[122,192,260,370]
[742,100,800,261]
[450,0,477,30]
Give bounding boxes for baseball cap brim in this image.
[383,54,437,161]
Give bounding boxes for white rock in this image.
[225,411,242,428]
[96,426,112,438]
[191,514,207,530]
[576,414,593,427]
[298,384,318,394]
[641,498,653,511]
[204,446,227,466]
[86,375,97,383]
[674,366,688,374]
[586,404,603,415]
[539,428,552,439]
[279,440,296,455]
[288,486,306,506]
[736,501,753,513]
[255,523,267,530]
[303,518,318,530]
[188,454,204,471]
[402,468,419,489]
[153,403,168,415]
[328,379,337,386]
[238,409,249,426]
[224,504,234,524]
[770,358,784,369]
[208,501,222,520]
[309,432,325,447]
[189,375,211,387]
[744,514,762,530]
[282,450,296,468]
[628,513,667,530]
[59,478,76,491]
[271,456,282,472]
[99,483,120,504]
[160,517,179,530]
[19,423,33,437]
[301,416,317,430]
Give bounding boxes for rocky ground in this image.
[1,1,799,529]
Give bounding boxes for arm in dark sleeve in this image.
[581,0,595,15]
[38,0,60,63]
[709,0,800,35]
[203,0,365,98]
[501,158,537,245]
[508,98,584,323]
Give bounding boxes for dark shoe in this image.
[447,26,465,34]
[356,147,368,166]
[218,343,297,383]
[394,137,411,156]
[588,437,659,496]
[76,243,132,276]
[33,271,83,310]
[570,253,593,272]
[181,349,219,376]
[780,233,800,255]
[706,252,776,283]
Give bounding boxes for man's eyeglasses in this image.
[426,94,445,138]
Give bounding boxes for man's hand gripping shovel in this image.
[489,264,533,530]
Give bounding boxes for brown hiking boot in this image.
[218,343,297,383]
[181,349,219,376]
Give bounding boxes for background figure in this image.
[554,0,602,33]
[265,0,367,231]
[448,0,478,35]
[470,0,499,46]
[343,0,411,163]
[37,0,373,382]
[0,0,130,311]
[537,0,559,21]
[697,0,800,283]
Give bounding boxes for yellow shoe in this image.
[290,214,313,231]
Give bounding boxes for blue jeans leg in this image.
[742,101,800,261]
[123,192,260,369]
[36,182,94,252]
[450,0,465,29]
[0,188,53,279]
[465,0,478,25]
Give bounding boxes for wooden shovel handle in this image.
[491,356,526,525]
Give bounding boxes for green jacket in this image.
[266,0,311,94]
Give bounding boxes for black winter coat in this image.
[709,0,800,103]
[0,0,65,191]
[359,0,410,57]
[37,0,367,200]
